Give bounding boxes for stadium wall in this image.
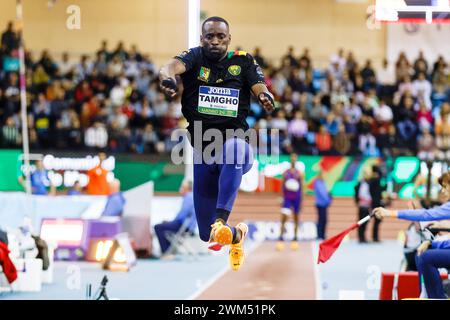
[0,0,386,67]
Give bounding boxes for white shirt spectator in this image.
[270,117,288,131]
[124,59,140,78]
[412,78,432,109]
[153,93,169,118]
[75,61,93,80]
[58,59,75,77]
[374,103,393,122]
[412,78,432,98]
[110,85,126,107]
[288,118,308,137]
[108,110,128,130]
[272,73,288,97]
[344,104,362,124]
[110,60,123,76]
[398,81,414,96]
[85,124,108,148]
[377,63,395,86]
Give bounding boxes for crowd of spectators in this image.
[1,21,449,159]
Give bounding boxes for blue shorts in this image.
[282,198,301,215]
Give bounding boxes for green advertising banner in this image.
[0,150,426,196]
[0,150,23,191]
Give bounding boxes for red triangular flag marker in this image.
[317,214,373,264]
[317,223,358,264]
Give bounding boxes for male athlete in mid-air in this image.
[159,16,275,271]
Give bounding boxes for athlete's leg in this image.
[279,212,289,241]
[292,198,301,241]
[216,138,253,218]
[290,198,301,250]
[215,138,253,270]
[193,162,220,242]
[277,197,291,250]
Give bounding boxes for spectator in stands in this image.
[1,21,18,54]
[397,97,418,153]
[417,127,437,161]
[299,48,312,70]
[3,72,20,115]
[0,41,448,160]
[412,72,432,109]
[359,130,377,156]
[330,48,346,73]
[86,152,110,195]
[395,52,412,83]
[361,59,376,88]
[288,111,308,154]
[85,121,108,150]
[58,52,74,78]
[102,179,126,217]
[413,51,429,77]
[315,125,332,155]
[373,100,393,135]
[333,123,351,155]
[314,170,332,240]
[75,55,93,81]
[377,124,402,158]
[435,102,450,157]
[1,116,20,147]
[322,113,339,136]
[270,110,289,148]
[271,70,288,98]
[96,40,110,61]
[253,47,267,69]
[378,58,395,87]
[154,180,196,257]
[67,181,83,196]
[282,46,299,68]
[416,101,433,132]
[112,41,128,61]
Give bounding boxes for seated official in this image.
[154,180,196,256]
[374,171,450,299]
[102,179,126,217]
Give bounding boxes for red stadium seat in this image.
[379,272,448,300]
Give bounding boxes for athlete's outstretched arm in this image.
[159,58,186,97]
[251,83,275,113]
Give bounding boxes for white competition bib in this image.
[198,86,240,117]
[285,178,300,192]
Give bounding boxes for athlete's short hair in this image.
[202,16,229,32]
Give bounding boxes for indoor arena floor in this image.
[1,240,403,300]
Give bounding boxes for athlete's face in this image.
[201,21,231,61]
